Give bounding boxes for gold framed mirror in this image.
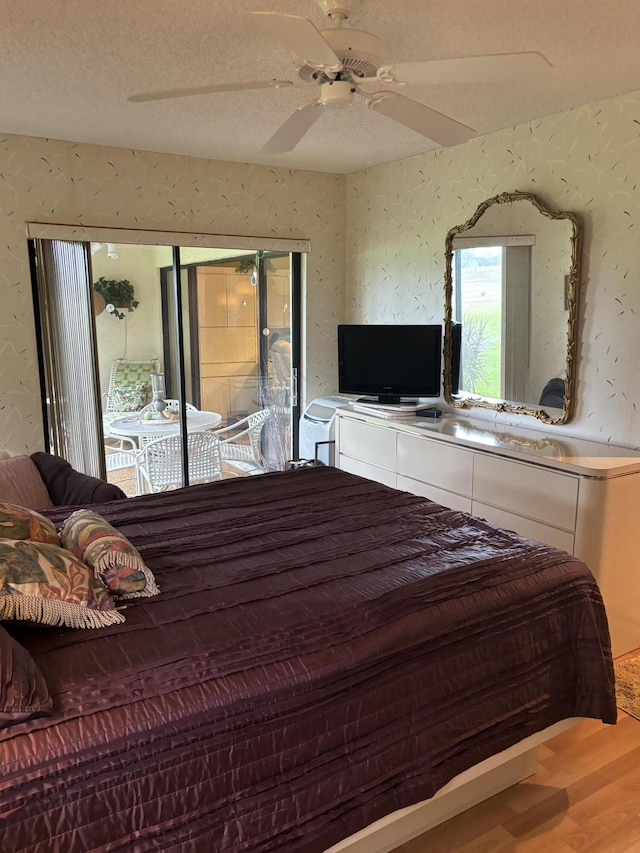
[443,191,582,425]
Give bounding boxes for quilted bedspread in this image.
[0,467,616,852]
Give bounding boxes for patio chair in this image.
[104,435,141,494]
[539,377,565,408]
[105,435,137,469]
[103,357,160,449]
[103,358,160,415]
[215,409,270,477]
[136,431,222,494]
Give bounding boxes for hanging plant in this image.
[235,258,256,274]
[93,277,139,320]
[234,252,277,275]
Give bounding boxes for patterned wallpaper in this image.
[0,135,345,454]
[346,89,640,448]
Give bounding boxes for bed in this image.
[0,466,616,852]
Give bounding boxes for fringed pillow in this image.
[0,501,60,546]
[0,624,53,728]
[0,539,124,629]
[61,509,159,599]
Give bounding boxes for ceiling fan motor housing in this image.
[296,29,382,81]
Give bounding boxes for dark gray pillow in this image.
[30,453,126,507]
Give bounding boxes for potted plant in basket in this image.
[93,277,139,320]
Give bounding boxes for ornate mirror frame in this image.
[443,190,582,425]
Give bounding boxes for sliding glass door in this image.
[169,250,297,472]
[31,235,302,494]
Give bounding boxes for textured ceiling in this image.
[2,0,640,175]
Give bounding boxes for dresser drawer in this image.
[472,453,578,531]
[397,474,472,513]
[472,501,575,553]
[397,432,473,497]
[339,417,396,470]
[339,454,397,488]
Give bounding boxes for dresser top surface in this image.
[337,407,640,477]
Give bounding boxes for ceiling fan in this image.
[128,0,552,154]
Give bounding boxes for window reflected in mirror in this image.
[453,241,535,401]
[444,191,581,425]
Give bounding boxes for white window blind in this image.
[37,240,104,477]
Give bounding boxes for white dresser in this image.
[336,407,640,657]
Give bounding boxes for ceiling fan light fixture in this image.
[320,80,355,108]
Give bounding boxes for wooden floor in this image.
[390,708,640,852]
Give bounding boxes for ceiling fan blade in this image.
[261,101,324,154]
[378,52,552,86]
[128,79,294,103]
[365,91,475,147]
[251,11,342,72]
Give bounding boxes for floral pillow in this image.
[61,509,159,599]
[0,624,53,728]
[112,382,149,412]
[0,539,125,629]
[0,501,60,545]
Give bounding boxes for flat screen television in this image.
[338,324,442,404]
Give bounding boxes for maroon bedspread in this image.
[0,467,616,852]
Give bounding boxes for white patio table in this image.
[109,410,222,443]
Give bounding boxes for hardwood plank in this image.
[542,716,607,752]
[505,715,640,815]
[541,715,640,774]
[506,743,640,833]
[459,826,517,851]
[581,814,640,853]
[497,813,580,853]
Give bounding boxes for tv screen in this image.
[338,324,442,404]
